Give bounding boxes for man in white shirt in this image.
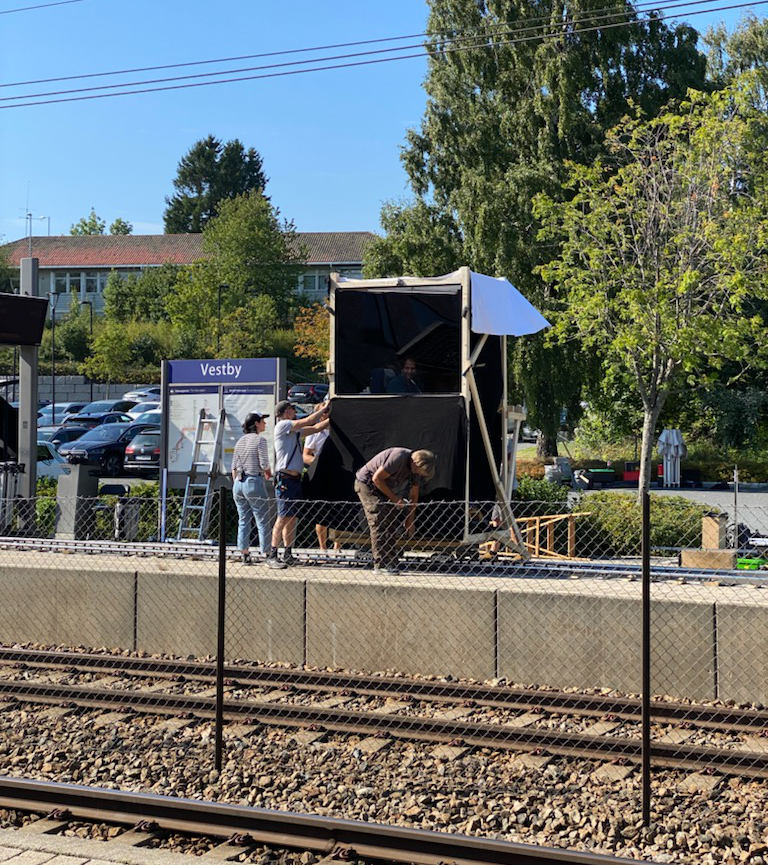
[268,399,328,568]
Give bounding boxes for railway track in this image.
[1,649,766,779]
[1,647,766,733]
[0,776,653,865]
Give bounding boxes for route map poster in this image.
[167,386,218,474]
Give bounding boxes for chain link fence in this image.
[0,485,766,846]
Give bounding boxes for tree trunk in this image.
[637,406,662,502]
[537,431,559,459]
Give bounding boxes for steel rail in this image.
[0,776,652,865]
[2,647,767,733]
[2,679,767,777]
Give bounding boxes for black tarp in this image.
[307,396,468,503]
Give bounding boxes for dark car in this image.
[123,430,161,475]
[287,382,329,404]
[77,399,138,415]
[37,401,87,425]
[38,424,91,450]
[59,422,159,476]
[64,411,135,429]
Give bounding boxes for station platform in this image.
[0,826,191,865]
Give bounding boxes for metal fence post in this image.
[214,487,226,771]
[641,488,651,826]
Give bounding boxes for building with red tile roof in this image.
[1,232,376,317]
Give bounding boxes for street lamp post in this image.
[217,284,228,354]
[80,300,94,402]
[48,291,58,418]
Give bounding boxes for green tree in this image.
[536,80,768,494]
[83,319,172,382]
[103,266,177,323]
[363,201,462,277]
[70,209,106,235]
[377,0,707,455]
[109,217,133,235]
[201,190,304,321]
[163,135,268,233]
[218,296,279,358]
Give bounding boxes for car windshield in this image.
[76,424,128,442]
[132,402,159,413]
[80,401,115,414]
[134,411,161,424]
[38,428,55,440]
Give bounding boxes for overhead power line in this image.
[0,0,726,90]
[2,0,765,109]
[0,0,81,14]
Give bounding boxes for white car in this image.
[127,400,161,419]
[36,441,68,478]
[123,386,161,402]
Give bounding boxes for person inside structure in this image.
[354,447,436,574]
[268,399,329,568]
[303,426,340,552]
[386,357,421,394]
[231,412,272,564]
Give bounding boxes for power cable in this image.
[2,0,764,109]
[1,0,81,14]
[0,0,737,90]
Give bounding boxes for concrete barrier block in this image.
[0,567,135,649]
[497,588,715,700]
[716,599,768,704]
[681,549,736,569]
[137,571,305,662]
[306,579,496,679]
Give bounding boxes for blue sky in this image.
[0,0,755,242]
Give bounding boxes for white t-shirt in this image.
[274,419,303,473]
[304,428,329,455]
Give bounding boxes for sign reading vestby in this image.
[162,357,286,486]
[167,357,279,384]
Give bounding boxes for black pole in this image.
[641,488,651,826]
[82,301,93,402]
[50,301,56,418]
[217,285,222,355]
[214,486,227,771]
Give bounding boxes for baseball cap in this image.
[243,412,268,430]
[275,399,295,416]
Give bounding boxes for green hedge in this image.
[575,492,712,557]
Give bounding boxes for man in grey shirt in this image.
[354,447,436,574]
[268,399,329,568]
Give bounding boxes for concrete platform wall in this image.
[0,557,765,704]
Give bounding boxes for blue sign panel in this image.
[167,357,279,384]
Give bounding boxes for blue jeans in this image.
[233,476,270,553]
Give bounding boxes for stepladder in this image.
[177,408,225,541]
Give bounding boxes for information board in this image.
[161,357,286,488]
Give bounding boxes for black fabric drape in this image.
[306,396,469,503]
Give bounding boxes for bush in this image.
[576,491,712,557]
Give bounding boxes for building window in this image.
[85,272,99,293]
[54,272,68,294]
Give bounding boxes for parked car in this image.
[123,429,161,475]
[287,382,329,404]
[36,441,68,479]
[132,409,163,426]
[37,424,91,449]
[126,400,161,419]
[64,411,135,429]
[59,421,160,476]
[78,399,137,415]
[122,386,161,402]
[37,401,87,425]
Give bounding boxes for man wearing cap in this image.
[268,399,329,568]
[231,412,272,564]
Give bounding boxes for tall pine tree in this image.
[164,135,268,233]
